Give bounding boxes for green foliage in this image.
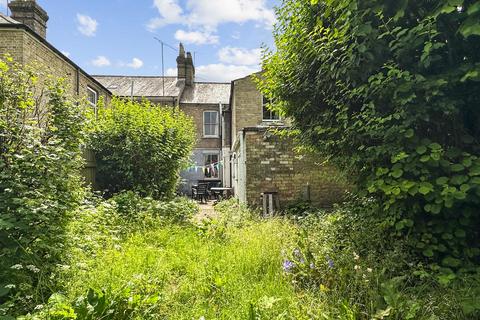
[282,198,480,319]
[261,0,480,268]
[0,56,86,316]
[89,98,196,199]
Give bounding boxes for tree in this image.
[260,0,480,268]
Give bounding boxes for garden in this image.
[2,0,480,319]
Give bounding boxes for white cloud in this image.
[91,56,111,67]
[147,0,184,30]
[167,63,258,82]
[126,58,144,69]
[76,14,98,37]
[218,47,262,66]
[174,29,219,45]
[148,0,275,31]
[196,63,259,82]
[61,51,71,58]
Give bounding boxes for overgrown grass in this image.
[21,197,480,319]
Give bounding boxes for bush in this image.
[89,98,196,199]
[261,0,480,269]
[0,56,86,316]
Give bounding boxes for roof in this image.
[0,13,21,25]
[93,75,183,97]
[180,82,231,104]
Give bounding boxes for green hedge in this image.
[89,98,196,199]
[260,0,480,269]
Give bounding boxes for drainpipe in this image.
[219,102,223,184]
[75,67,80,96]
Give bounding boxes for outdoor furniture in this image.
[192,183,209,203]
[210,187,233,201]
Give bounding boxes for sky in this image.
[0,0,280,82]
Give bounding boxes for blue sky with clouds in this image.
[0,0,279,82]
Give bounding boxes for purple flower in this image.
[293,248,302,258]
[282,260,295,272]
[327,257,334,269]
[309,262,315,269]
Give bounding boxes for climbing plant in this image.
[260,0,480,269]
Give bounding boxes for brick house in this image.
[93,44,232,195]
[0,0,345,208]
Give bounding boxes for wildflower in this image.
[199,317,206,320]
[26,265,40,273]
[4,284,15,289]
[327,257,334,269]
[310,262,316,269]
[34,304,44,310]
[367,268,373,273]
[353,252,360,260]
[10,264,23,270]
[354,265,361,271]
[282,260,295,273]
[293,248,302,259]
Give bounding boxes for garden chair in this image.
[193,183,208,203]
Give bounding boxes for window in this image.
[204,153,219,179]
[262,96,280,121]
[203,111,219,137]
[87,87,98,115]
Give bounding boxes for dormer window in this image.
[262,96,280,121]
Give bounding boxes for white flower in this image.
[353,252,360,260]
[26,265,40,273]
[4,284,15,289]
[367,268,373,273]
[10,264,23,270]
[199,317,206,320]
[354,265,361,271]
[34,304,44,310]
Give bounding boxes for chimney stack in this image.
[176,43,195,86]
[9,0,49,39]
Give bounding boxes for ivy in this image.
[260,0,480,269]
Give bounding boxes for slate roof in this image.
[180,82,230,105]
[93,75,183,97]
[0,13,21,25]
[93,75,231,104]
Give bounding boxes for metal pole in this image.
[162,41,165,97]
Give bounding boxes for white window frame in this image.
[203,110,219,138]
[203,152,220,179]
[87,87,98,116]
[262,96,280,122]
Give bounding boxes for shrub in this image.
[89,98,196,199]
[0,56,86,316]
[261,0,480,269]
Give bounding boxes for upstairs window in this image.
[262,96,280,121]
[87,87,98,115]
[203,111,219,137]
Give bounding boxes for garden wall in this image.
[244,128,347,208]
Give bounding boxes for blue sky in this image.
[1,0,280,82]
